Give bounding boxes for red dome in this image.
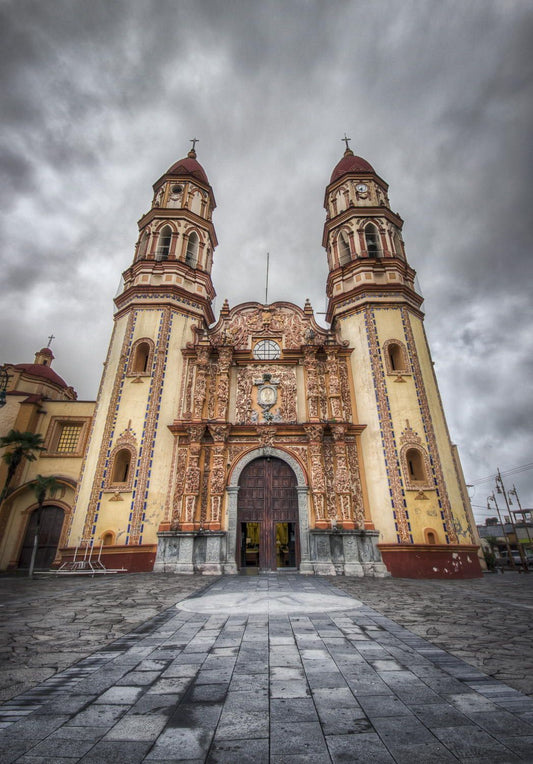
[14,363,67,388]
[166,150,209,185]
[330,151,374,183]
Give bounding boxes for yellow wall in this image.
[0,400,94,569]
[69,307,198,549]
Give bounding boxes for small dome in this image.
[166,149,209,185]
[330,150,374,183]
[14,363,68,389]
[38,347,54,357]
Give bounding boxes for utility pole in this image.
[495,469,528,571]
[509,483,533,563]
[488,492,516,570]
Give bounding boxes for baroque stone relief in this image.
[235,365,297,424]
[205,303,332,352]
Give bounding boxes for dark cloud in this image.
[1,0,532,514]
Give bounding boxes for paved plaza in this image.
[0,572,532,762]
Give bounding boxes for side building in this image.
[0,348,93,570]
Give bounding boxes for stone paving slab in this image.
[1,574,533,761]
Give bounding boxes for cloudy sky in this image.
[1,0,532,520]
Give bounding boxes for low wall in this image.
[379,544,482,579]
[58,544,157,572]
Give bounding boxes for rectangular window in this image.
[55,424,83,453]
[44,417,90,457]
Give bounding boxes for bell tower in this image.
[118,144,217,324]
[67,146,219,569]
[324,142,481,578]
[324,144,420,321]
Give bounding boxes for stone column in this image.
[224,485,239,574]
[297,486,313,574]
[331,424,354,529]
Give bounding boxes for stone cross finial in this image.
[341,134,351,151]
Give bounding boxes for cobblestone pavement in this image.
[0,573,213,702]
[0,573,532,762]
[333,572,533,698]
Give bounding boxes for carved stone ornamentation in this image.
[304,424,323,443]
[257,426,277,448]
[207,304,329,352]
[193,367,207,419]
[171,447,189,527]
[210,495,222,524]
[308,442,326,493]
[210,446,227,495]
[236,366,297,424]
[346,441,365,528]
[216,374,229,419]
[184,464,201,495]
[208,424,229,442]
[338,360,353,420]
[400,419,422,446]
[188,425,205,443]
[184,495,196,524]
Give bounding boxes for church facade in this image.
[0,147,483,578]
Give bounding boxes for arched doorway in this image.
[18,506,64,570]
[237,457,300,571]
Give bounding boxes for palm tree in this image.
[28,474,60,578]
[0,430,46,505]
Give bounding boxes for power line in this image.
[469,462,533,486]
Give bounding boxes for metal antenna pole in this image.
[265,252,270,305]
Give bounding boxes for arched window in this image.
[393,231,404,259]
[133,342,150,373]
[137,231,150,260]
[101,531,115,546]
[185,232,199,267]
[383,339,409,376]
[365,223,382,258]
[338,232,351,266]
[389,344,402,371]
[111,449,131,484]
[425,529,438,545]
[127,338,154,376]
[156,225,172,261]
[406,448,426,483]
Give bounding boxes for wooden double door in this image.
[18,506,64,570]
[238,457,300,571]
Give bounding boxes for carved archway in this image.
[225,447,312,574]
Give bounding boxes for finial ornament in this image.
[190,137,199,151]
[47,334,55,348]
[341,133,352,152]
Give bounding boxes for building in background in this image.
[0,348,93,570]
[0,147,483,577]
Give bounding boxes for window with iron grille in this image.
[55,424,83,453]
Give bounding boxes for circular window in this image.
[253,340,280,360]
[171,185,183,194]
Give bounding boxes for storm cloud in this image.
[1,0,532,519]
